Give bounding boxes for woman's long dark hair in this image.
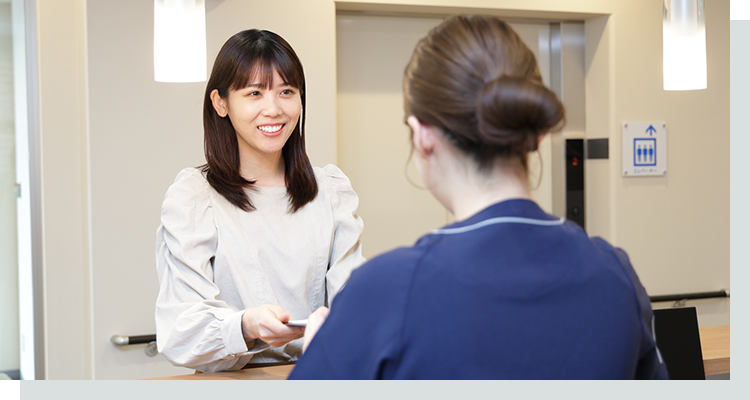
[202,29,317,212]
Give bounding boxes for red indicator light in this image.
[572,157,578,166]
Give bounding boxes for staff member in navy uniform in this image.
[288,15,668,380]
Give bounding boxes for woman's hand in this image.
[302,306,330,353]
[241,305,305,348]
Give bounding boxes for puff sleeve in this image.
[322,164,367,305]
[154,168,268,372]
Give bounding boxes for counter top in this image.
[148,324,730,379]
[699,325,729,375]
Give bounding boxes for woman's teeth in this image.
[258,125,282,133]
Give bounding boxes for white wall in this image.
[30,0,729,379]
[35,0,90,380]
[336,14,449,259]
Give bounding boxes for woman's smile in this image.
[258,124,285,136]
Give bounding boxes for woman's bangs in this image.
[229,55,270,90]
[233,50,302,90]
[272,52,303,89]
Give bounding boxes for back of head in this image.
[404,15,565,171]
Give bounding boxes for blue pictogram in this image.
[634,138,656,166]
[646,125,657,136]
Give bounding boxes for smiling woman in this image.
[154,29,366,373]
[209,71,302,185]
[201,29,311,211]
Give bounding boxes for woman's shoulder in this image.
[163,167,212,205]
[172,166,207,185]
[314,164,351,185]
[313,164,357,200]
[350,244,431,288]
[337,245,425,306]
[586,236,630,266]
[159,167,218,241]
[582,235,654,301]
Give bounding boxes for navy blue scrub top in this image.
[289,199,668,379]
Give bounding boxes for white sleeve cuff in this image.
[220,310,272,356]
[221,310,254,356]
[246,339,271,354]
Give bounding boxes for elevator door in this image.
[336,14,554,259]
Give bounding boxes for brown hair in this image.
[201,29,317,212]
[404,15,565,171]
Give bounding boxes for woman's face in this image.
[212,69,301,161]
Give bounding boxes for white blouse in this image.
[155,164,365,372]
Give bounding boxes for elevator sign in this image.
[622,122,667,177]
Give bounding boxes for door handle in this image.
[111,334,158,357]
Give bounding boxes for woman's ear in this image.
[407,115,435,158]
[537,132,547,145]
[210,89,228,118]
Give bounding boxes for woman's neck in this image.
[434,156,532,222]
[239,150,286,187]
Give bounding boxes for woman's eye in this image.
[281,89,295,96]
[249,91,261,96]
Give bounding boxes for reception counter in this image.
[148,325,729,380]
[699,325,730,375]
[149,364,294,380]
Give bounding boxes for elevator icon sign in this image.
[634,138,656,166]
[622,122,667,177]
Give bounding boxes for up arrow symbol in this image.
[646,125,657,136]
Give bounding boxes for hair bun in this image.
[476,76,565,153]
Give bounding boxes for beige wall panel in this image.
[337,14,447,259]
[86,0,197,380]
[609,0,729,299]
[36,0,89,379]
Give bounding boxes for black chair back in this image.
[652,306,705,380]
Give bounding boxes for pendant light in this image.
[663,0,707,90]
[154,0,206,82]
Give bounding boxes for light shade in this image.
[154,0,206,83]
[663,0,706,90]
